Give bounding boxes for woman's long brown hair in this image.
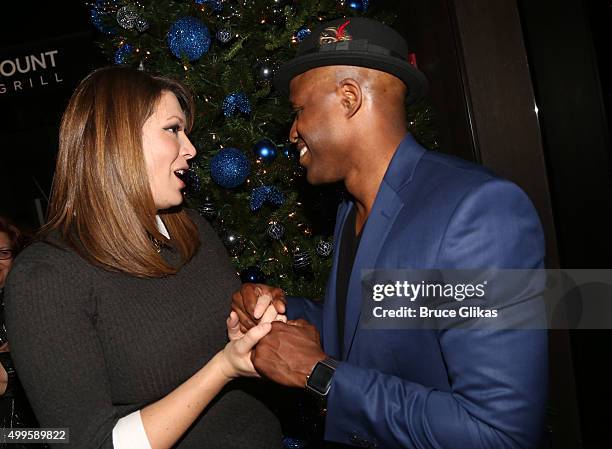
[41,66,199,277]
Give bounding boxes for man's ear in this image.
[338,78,362,118]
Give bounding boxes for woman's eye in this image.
[166,125,180,134]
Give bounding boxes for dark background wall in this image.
[518,1,612,448]
[0,2,104,230]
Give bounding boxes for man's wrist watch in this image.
[305,357,339,397]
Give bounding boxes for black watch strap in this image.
[305,357,339,397]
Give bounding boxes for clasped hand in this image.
[228,283,327,388]
[219,291,287,379]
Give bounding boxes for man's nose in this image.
[289,118,298,143]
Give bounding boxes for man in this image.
[233,17,547,449]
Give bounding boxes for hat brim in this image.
[274,51,429,104]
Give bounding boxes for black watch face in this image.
[308,362,336,394]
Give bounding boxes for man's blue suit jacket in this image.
[286,134,548,449]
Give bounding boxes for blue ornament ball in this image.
[222,92,252,117]
[253,138,277,163]
[210,147,250,188]
[167,17,211,61]
[295,26,311,42]
[240,266,266,284]
[114,43,133,65]
[348,0,369,12]
[249,186,285,211]
[90,0,118,35]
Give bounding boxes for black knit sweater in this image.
[4,212,282,448]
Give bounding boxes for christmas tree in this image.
[88,0,437,299]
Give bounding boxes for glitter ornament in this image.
[250,186,285,211]
[240,266,266,284]
[295,26,311,42]
[135,16,149,32]
[252,138,277,163]
[216,28,233,44]
[116,4,140,29]
[222,92,251,117]
[210,148,250,188]
[266,221,285,240]
[197,196,216,220]
[90,0,119,35]
[293,247,312,270]
[167,17,211,61]
[114,43,133,64]
[315,239,333,258]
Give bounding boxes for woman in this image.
[1,217,42,449]
[4,67,283,448]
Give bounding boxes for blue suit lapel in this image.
[322,200,350,359]
[341,134,426,359]
[342,185,404,358]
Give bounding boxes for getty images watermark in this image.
[360,269,612,330]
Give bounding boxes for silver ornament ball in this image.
[267,221,285,240]
[116,4,140,29]
[315,240,333,258]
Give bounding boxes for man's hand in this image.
[231,283,286,333]
[251,319,327,388]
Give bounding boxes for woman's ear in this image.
[338,78,362,119]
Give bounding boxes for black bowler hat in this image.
[274,17,428,104]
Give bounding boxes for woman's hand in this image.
[228,303,286,344]
[216,311,271,379]
[231,284,287,332]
